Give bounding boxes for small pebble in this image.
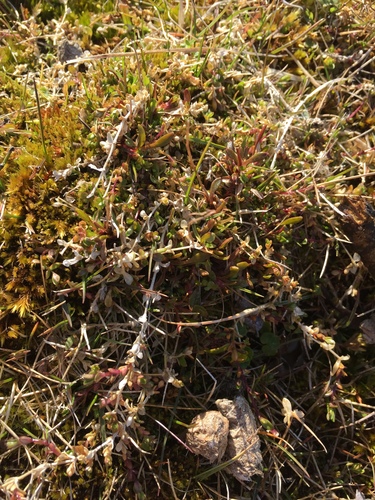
[186,410,229,463]
[216,396,263,481]
[186,396,263,481]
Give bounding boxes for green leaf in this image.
[260,330,280,356]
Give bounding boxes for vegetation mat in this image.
[1,0,375,498]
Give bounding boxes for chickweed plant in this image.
[1,0,375,498]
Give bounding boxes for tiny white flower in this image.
[128,339,143,359]
[63,250,84,266]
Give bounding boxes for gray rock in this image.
[186,410,229,463]
[215,396,263,481]
[58,40,83,64]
